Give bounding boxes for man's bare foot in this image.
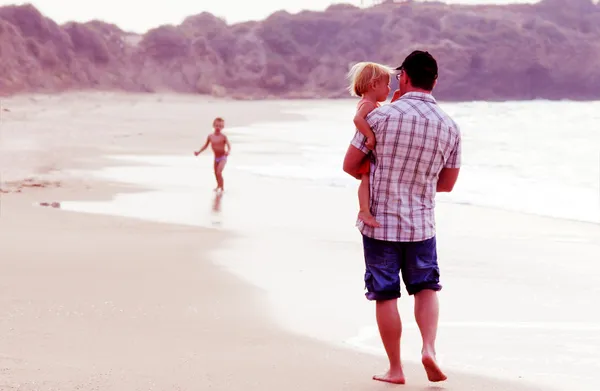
[358,211,381,228]
[422,355,447,382]
[373,368,405,384]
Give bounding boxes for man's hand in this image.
[194,151,200,156]
[366,136,376,151]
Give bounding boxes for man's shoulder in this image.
[368,102,392,115]
[433,106,460,134]
[384,99,411,114]
[391,98,461,137]
[365,103,393,126]
[405,98,460,133]
[367,101,404,120]
[386,97,434,118]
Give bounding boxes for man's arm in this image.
[437,130,462,192]
[437,168,460,192]
[194,136,211,156]
[343,144,368,179]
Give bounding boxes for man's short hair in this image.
[213,117,224,123]
[396,50,438,91]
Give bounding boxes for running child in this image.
[194,117,231,192]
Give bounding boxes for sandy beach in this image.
[1,92,596,390]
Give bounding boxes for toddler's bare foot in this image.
[373,367,405,384]
[358,211,381,228]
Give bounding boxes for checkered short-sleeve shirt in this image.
[351,92,462,242]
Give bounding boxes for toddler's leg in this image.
[358,173,380,228]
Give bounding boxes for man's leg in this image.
[415,289,446,382]
[362,235,404,384]
[402,236,446,382]
[374,299,405,384]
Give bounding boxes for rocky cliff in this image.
[1,0,599,101]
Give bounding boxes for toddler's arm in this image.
[194,136,211,156]
[353,101,378,150]
[224,136,231,155]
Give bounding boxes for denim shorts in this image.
[362,234,442,301]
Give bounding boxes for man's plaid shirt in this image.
[351,92,462,242]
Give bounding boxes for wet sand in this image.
[0,92,583,390]
[56,151,600,390]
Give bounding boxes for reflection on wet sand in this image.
[212,191,223,213]
[211,191,224,226]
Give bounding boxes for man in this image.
[343,50,461,385]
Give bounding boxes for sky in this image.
[0,0,539,33]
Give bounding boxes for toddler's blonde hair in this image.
[347,62,393,97]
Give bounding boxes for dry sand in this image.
[0,92,549,390]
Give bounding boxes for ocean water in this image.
[57,99,600,390]
[234,99,600,224]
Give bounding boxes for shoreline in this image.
[4,89,600,104]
